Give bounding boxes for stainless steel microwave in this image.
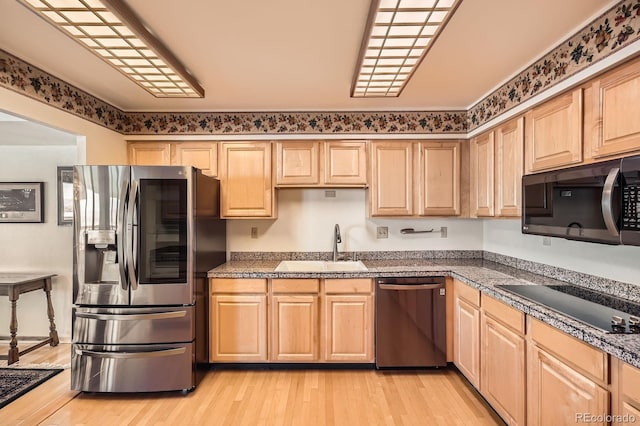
[522,155,640,246]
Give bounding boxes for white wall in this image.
[0,145,77,340]
[0,87,126,164]
[483,219,640,285]
[229,189,483,253]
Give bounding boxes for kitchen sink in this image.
[274,260,368,272]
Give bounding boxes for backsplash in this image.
[229,250,483,261]
[2,1,640,135]
[484,251,640,304]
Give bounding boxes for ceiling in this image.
[0,0,619,113]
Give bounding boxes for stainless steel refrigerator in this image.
[71,165,226,393]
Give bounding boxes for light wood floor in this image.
[0,343,504,426]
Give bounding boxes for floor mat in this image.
[0,368,63,409]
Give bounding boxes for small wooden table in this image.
[0,273,59,364]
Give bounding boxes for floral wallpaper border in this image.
[468,0,640,130]
[1,0,639,135]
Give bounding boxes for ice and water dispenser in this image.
[84,229,120,283]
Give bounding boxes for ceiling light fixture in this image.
[17,0,204,98]
[351,0,462,98]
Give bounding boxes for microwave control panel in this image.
[622,185,639,230]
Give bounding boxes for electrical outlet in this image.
[376,226,388,239]
[542,236,551,246]
[440,226,447,238]
[324,190,336,198]
[251,227,258,239]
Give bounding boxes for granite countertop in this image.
[208,259,640,369]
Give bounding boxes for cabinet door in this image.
[275,141,320,185]
[589,59,640,159]
[128,142,171,166]
[220,142,274,218]
[271,294,319,361]
[528,345,609,426]
[525,88,583,173]
[210,294,267,362]
[470,131,495,217]
[418,141,460,216]
[323,294,373,362]
[481,314,526,425]
[172,142,218,177]
[369,141,413,216]
[454,296,480,388]
[495,117,524,217]
[324,141,368,185]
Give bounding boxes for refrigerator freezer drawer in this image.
[73,306,194,345]
[71,343,194,392]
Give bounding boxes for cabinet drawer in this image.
[272,279,319,293]
[529,318,607,384]
[324,279,372,294]
[622,362,640,403]
[482,294,525,334]
[454,280,480,307]
[210,278,267,294]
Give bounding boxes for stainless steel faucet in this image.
[333,224,342,262]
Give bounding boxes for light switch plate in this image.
[251,227,258,239]
[376,226,388,239]
[543,236,551,246]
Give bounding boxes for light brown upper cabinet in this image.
[470,131,495,217]
[586,58,640,160]
[172,142,218,176]
[417,141,461,216]
[324,141,368,185]
[219,141,276,218]
[369,141,414,216]
[369,140,461,217]
[471,117,524,217]
[524,88,583,174]
[128,141,218,177]
[128,141,171,166]
[495,117,524,216]
[275,141,367,187]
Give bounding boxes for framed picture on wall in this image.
[0,182,44,223]
[57,166,74,226]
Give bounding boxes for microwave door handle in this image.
[601,167,620,238]
[117,176,129,291]
[126,179,139,290]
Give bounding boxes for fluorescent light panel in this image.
[352,0,462,98]
[18,0,204,98]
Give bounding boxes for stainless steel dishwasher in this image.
[375,277,447,368]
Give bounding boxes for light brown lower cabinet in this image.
[270,279,320,362]
[527,318,609,426]
[612,358,640,425]
[480,296,526,426]
[210,278,373,364]
[209,279,268,362]
[453,279,481,389]
[323,278,374,362]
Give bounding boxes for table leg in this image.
[44,278,59,346]
[8,299,19,364]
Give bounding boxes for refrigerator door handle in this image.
[74,347,186,359]
[117,174,130,291]
[75,310,188,321]
[126,179,139,290]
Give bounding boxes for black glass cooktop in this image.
[495,284,640,334]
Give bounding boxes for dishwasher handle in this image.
[378,283,444,290]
